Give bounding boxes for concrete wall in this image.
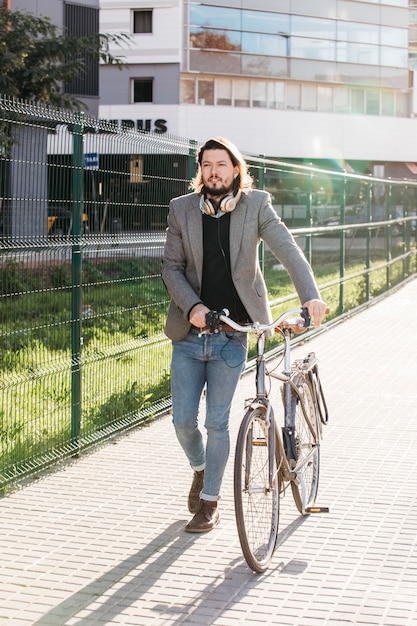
[100,64,180,105]
[99,102,417,162]
[100,0,182,65]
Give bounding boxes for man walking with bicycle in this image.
[161,137,328,533]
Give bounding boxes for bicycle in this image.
[203,307,329,573]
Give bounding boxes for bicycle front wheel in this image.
[290,378,320,514]
[234,406,280,573]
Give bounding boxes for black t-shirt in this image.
[200,213,250,321]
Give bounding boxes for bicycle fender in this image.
[309,363,329,425]
[245,399,268,412]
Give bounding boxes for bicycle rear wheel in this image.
[290,378,320,514]
[234,406,280,573]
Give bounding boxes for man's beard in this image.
[204,181,233,197]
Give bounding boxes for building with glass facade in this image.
[100,0,417,173]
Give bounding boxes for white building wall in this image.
[413,71,417,116]
[100,0,182,65]
[99,103,417,162]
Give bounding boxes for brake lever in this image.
[204,308,230,334]
[205,310,219,334]
[300,307,311,328]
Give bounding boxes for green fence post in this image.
[258,154,266,273]
[188,139,198,188]
[305,172,313,264]
[339,177,346,314]
[404,184,411,277]
[366,181,372,301]
[386,183,392,289]
[71,113,84,448]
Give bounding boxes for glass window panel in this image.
[409,54,417,71]
[366,90,380,115]
[133,79,153,102]
[292,37,336,61]
[133,10,152,34]
[334,86,349,113]
[217,78,232,105]
[242,10,289,34]
[198,80,214,105]
[180,79,195,104]
[351,89,365,114]
[337,21,379,44]
[242,32,285,56]
[267,82,285,109]
[339,63,381,85]
[291,16,336,39]
[302,84,317,111]
[252,81,267,108]
[380,27,408,48]
[190,5,240,30]
[380,46,408,68]
[395,92,408,117]
[190,27,241,51]
[291,58,338,81]
[190,50,242,74]
[234,79,250,107]
[318,86,333,112]
[337,42,379,64]
[286,83,301,110]
[381,91,394,115]
[242,54,287,77]
[379,66,408,89]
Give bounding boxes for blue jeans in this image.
[171,328,248,501]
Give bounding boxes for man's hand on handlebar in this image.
[303,299,330,328]
[189,303,210,328]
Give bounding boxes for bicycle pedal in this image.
[305,506,329,513]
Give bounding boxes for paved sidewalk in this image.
[1,278,417,626]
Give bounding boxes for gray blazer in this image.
[161,189,321,341]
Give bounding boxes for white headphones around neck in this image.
[199,188,242,216]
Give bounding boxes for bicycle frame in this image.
[249,326,320,490]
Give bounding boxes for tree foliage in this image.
[0,8,129,110]
[190,30,239,51]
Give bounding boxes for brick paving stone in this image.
[1,279,417,625]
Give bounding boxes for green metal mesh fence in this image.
[1,97,416,492]
[0,99,193,488]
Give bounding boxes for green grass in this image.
[1,245,416,490]
[0,256,171,485]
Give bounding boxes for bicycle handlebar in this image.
[204,307,311,335]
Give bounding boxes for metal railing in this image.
[1,97,416,492]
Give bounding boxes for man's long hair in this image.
[190,137,254,195]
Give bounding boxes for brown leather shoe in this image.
[188,470,204,514]
[184,499,220,533]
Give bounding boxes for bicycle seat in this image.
[275,317,308,334]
